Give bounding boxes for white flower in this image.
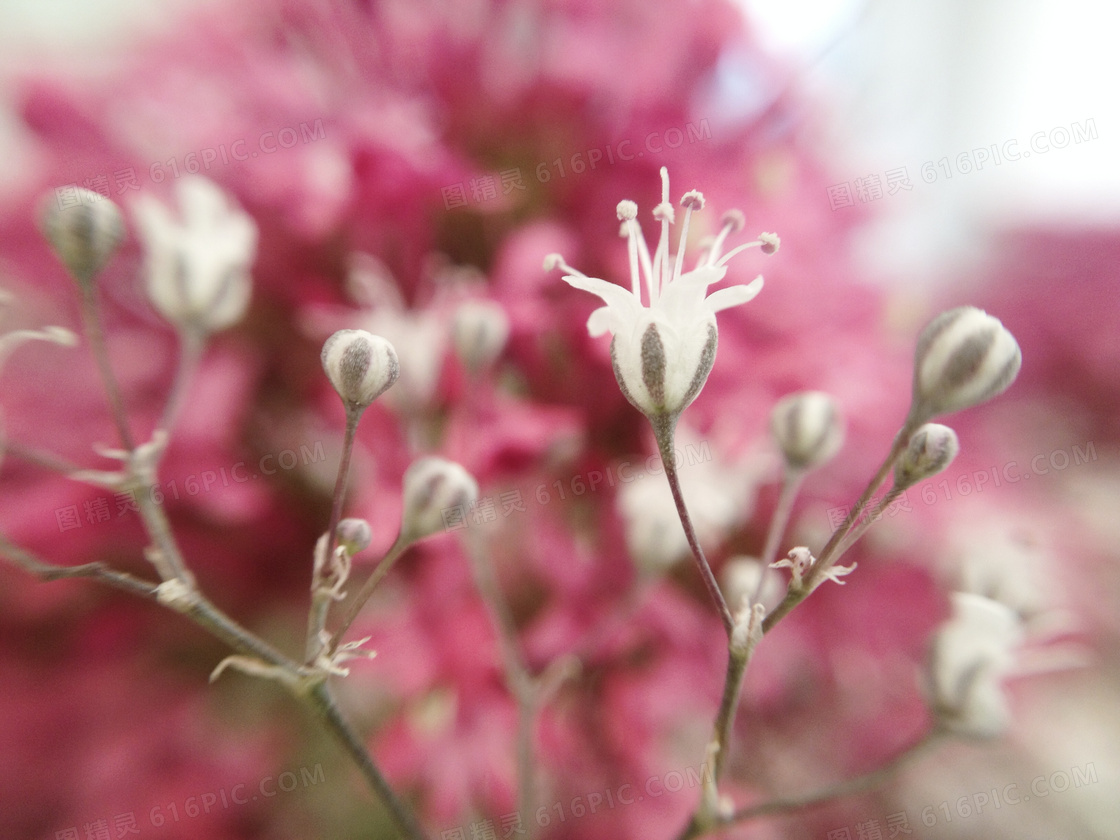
[546,167,776,418]
[930,592,1024,738]
[133,177,257,335]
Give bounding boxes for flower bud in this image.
[770,391,844,471]
[335,518,372,555]
[908,307,1021,427]
[400,457,479,541]
[40,188,125,286]
[451,300,509,372]
[133,177,256,334]
[321,329,400,410]
[894,423,959,490]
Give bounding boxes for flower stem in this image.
[79,287,134,452]
[329,535,407,655]
[752,469,804,603]
[465,534,542,837]
[762,431,907,635]
[723,727,943,825]
[305,680,429,840]
[651,415,734,637]
[323,406,362,577]
[157,327,205,439]
[675,728,944,840]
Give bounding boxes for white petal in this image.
[705,276,764,313]
[563,274,641,319]
[587,306,615,337]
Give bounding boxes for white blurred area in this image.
[742,0,1120,286]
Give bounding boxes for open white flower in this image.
[133,176,256,335]
[546,167,776,418]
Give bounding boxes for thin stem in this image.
[651,415,734,637]
[465,536,540,835]
[2,441,82,475]
[675,728,944,840]
[815,431,907,572]
[0,536,159,599]
[710,646,752,781]
[306,681,429,840]
[136,488,196,584]
[329,534,407,654]
[834,485,905,560]
[762,431,908,635]
[1,536,425,838]
[324,407,362,576]
[80,287,135,452]
[752,469,804,603]
[723,728,944,825]
[157,328,206,438]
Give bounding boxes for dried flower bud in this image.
[908,307,1021,427]
[770,391,844,471]
[400,457,479,541]
[451,300,510,372]
[894,423,959,490]
[321,329,400,410]
[335,518,372,555]
[40,188,125,286]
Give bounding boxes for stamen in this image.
[616,200,638,221]
[705,210,744,265]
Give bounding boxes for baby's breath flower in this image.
[133,177,256,335]
[547,167,775,419]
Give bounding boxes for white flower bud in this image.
[930,592,1023,738]
[894,423,959,490]
[400,457,479,541]
[908,307,1021,427]
[770,391,844,471]
[321,329,400,410]
[335,518,372,555]
[451,300,509,372]
[40,188,125,286]
[133,177,256,334]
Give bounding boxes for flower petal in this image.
[705,276,764,313]
[563,274,642,324]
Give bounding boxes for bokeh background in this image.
[1,1,1117,839]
